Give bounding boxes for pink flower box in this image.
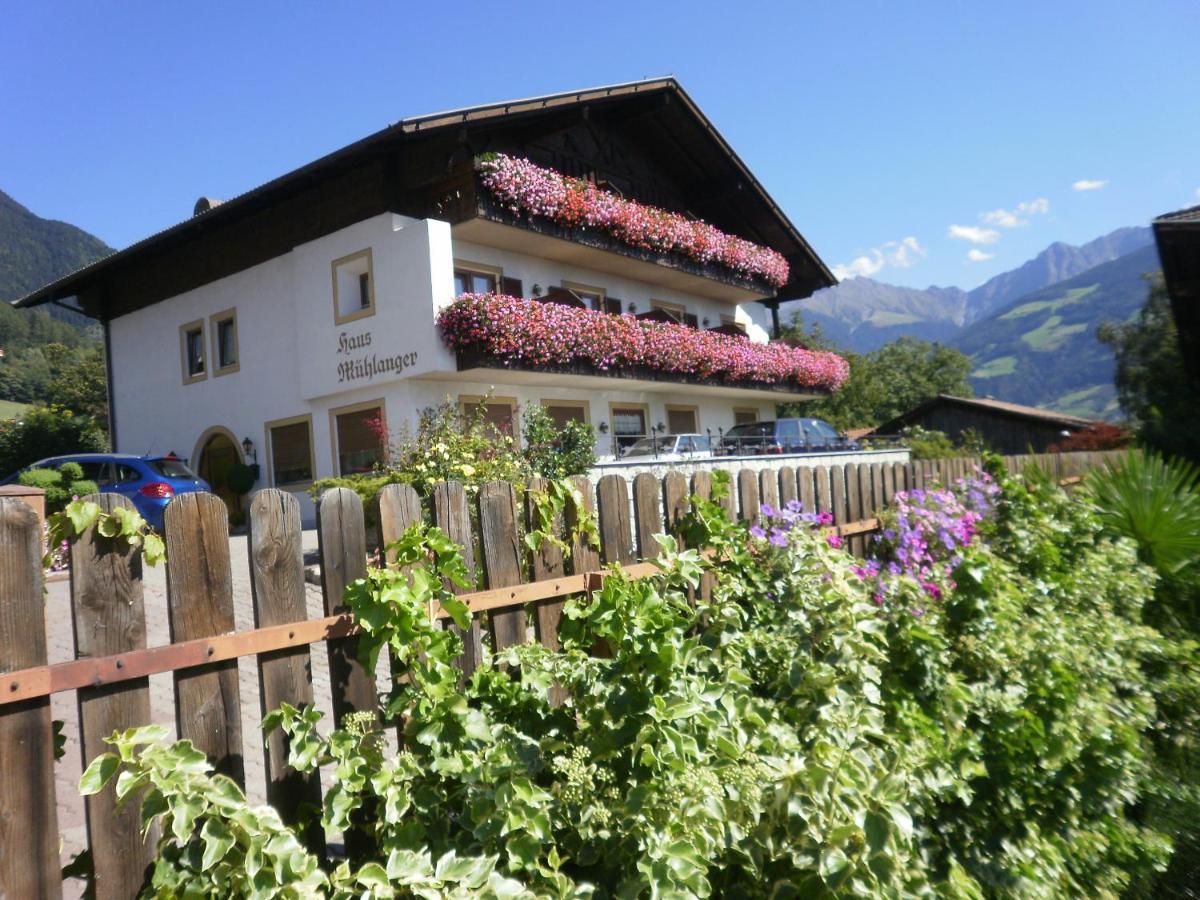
[477,154,791,289]
[438,294,849,393]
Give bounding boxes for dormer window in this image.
[332,249,375,325]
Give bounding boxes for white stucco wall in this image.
[108,211,806,524]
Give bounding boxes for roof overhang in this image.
[13,78,835,321]
[1152,206,1200,385]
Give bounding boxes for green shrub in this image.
[901,424,959,460]
[81,468,1200,896]
[0,404,106,477]
[521,404,596,479]
[18,466,99,513]
[225,463,256,495]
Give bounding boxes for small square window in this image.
[210,308,239,375]
[332,249,375,325]
[180,319,206,384]
[267,415,315,487]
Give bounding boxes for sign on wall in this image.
[336,329,419,384]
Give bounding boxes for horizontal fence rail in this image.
[0,449,1123,898]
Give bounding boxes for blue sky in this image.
[3,1,1198,290]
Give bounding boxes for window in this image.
[665,405,699,435]
[562,281,606,312]
[460,395,517,439]
[266,415,315,487]
[210,308,239,375]
[609,403,649,451]
[454,261,502,295]
[541,400,589,430]
[147,458,198,479]
[651,300,686,323]
[331,401,385,476]
[331,249,375,325]
[733,407,759,426]
[180,320,206,384]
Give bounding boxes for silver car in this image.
[621,433,713,461]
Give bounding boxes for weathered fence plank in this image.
[71,494,155,898]
[597,474,635,566]
[433,481,484,677]
[0,498,61,900]
[831,466,849,543]
[662,471,690,541]
[567,476,601,574]
[845,464,864,555]
[164,493,243,783]
[778,466,797,508]
[375,482,423,567]
[759,469,780,516]
[526,478,566,655]
[633,473,664,559]
[798,466,816,514]
[738,469,760,523]
[478,481,528,654]
[317,488,375,728]
[813,466,832,517]
[247,489,324,854]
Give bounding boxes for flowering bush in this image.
[857,475,999,612]
[439,293,849,392]
[477,154,791,288]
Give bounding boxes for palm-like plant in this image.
[1085,451,1200,577]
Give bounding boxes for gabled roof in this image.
[13,78,835,319]
[876,394,1097,433]
[1155,204,1200,225]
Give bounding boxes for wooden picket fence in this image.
[0,449,1123,898]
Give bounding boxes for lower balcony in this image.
[434,293,849,400]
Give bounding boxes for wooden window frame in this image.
[328,398,387,476]
[664,403,700,434]
[264,413,317,490]
[458,393,519,441]
[331,248,376,326]
[651,299,687,323]
[209,307,240,377]
[561,280,607,311]
[179,319,206,385]
[608,402,651,447]
[539,399,590,425]
[453,260,504,295]
[733,407,760,425]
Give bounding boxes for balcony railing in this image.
[437,294,850,396]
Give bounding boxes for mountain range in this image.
[792,226,1154,353]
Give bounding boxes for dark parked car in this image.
[1,453,211,530]
[719,418,859,456]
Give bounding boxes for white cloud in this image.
[966,248,994,263]
[833,236,927,281]
[948,224,1001,244]
[980,197,1050,228]
[1072,179,1108,191]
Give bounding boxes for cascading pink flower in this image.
[477,154,791,288]
[438,293,850,392]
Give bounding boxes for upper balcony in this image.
[435,293,849,401]
[426,154,789,304]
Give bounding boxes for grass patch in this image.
[1000,284,1098,320]
[1021,315,1089,351]
[0,399,30,420]
[972,355,1017,378]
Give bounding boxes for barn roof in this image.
[875,394,1098,434]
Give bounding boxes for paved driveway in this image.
[47,528,394,895]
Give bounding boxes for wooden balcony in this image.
[427,172,780,304]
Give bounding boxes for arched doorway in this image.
[193,427,245,521]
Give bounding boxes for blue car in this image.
[2,453,211,530]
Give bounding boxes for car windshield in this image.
[724,423,772,439]
[147,458,197,479]
[624,437,674,456]
[810,420,840,439]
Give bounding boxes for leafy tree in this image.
[1098,273,1200,462]
[46,343,108,422]
[0,404,107,476]
[779,313,974,430]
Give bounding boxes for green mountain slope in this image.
[0,189,113,305]
[952,244,1161,419]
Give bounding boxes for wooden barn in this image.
[872,394,1097,454]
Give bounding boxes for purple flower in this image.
[749,525,767,539]
[760,503,776,518]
